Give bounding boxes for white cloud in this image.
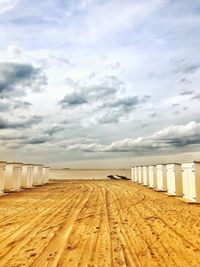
[66,121,200,153]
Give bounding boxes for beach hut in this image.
[42,167,49,184]
[0,161,6,194]
[134,167,138,182]
[156,164,167,191]
[21,164,34,188]
[33,165,43,186]
[166,163,182,196]
[148,165,157,189]
[138,166,143,184]
[131,167,135,182]
[4,162,23,192]
[142,166,149,186]
[181,162,200,202]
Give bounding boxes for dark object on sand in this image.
[107,175,119,179]
[116,175,131,180]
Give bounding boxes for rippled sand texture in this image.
[0,180,200,267]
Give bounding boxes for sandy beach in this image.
[0,180,200,266]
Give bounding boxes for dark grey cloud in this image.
[181,64,199,74]
[13,100,32,110]
[104,95,150,110]
[0,62,47,98]
[23,137,48,144]
[174,59,200,74]
[191,94,200,100]
[97,111,121,124]
[59,75,150,125]
[96,95,150,124]
[179,89,194,96]
[0,99,32,115]
[0,115,42,129]
[25,115,43,126]
[106,96,139,109]
[87,85,117,100]
[59,92,87,108]
[59,76,120,109]
[45,126,65,136]
[179,78,192,84]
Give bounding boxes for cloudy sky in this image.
[0,0,200,168]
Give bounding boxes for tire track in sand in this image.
[107,186,143,267]
[116,182,200,267]
[0,186,84,266]
[29,186,94,267]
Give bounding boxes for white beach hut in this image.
[138,166,143,184]
[4,162,23,192]
[21,164,34,188]
[131,167,135,182]
[42,167,49,184]
[166,163,182,196]
[156,164,167,191]
[148,165,157,189]
[33,165,43,186]
[181,162,200,202]
[0,161,6,194]
[134,167,138,182]
[142,166,149,186]
[38,165,44,184]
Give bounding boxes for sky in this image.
[0,0,200,168]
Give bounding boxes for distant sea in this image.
[49,169,131,180]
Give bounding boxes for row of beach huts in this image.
[0,161,49,194]
[131,161,200,203]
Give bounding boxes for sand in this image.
[0,180,200,267]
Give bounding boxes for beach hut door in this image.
[167,168,176,194]
[182,168,196,201]
[188,169,196,200]
[157,168,163,189]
